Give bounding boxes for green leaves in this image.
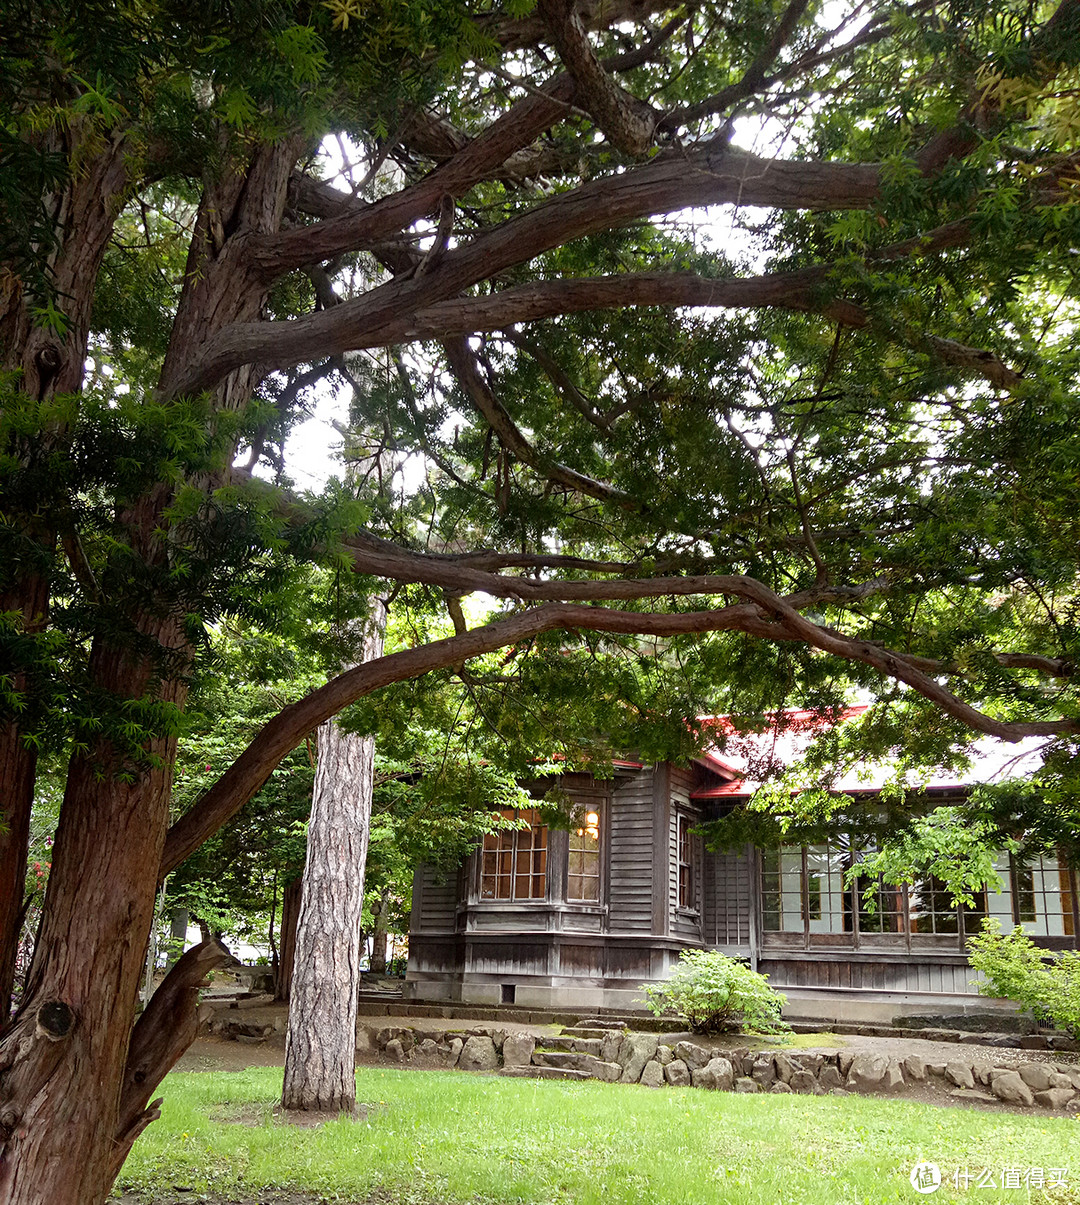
[642,949,790,1036]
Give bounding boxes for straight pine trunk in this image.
[281,605,385,1113]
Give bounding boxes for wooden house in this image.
[404,713,1079,1022]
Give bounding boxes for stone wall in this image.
[365,1022,1080,1113]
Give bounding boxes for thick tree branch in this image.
[110,940,231,1180]
[160,584,1079,876]
[538,0,657,156]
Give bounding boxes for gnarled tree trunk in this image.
[281,604,385,1113]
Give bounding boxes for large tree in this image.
[3,0,1080,1200]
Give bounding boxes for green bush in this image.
[641,949,790,1035]
[967,919,1080,1040]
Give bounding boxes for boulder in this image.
[845,1052,888,1092]
[665,1059,691,1087]
[413,1038,440,1063]
[692,1057,735,1091]
[902,1055,927,1082]
[970,1060,993,1086]
[799,1053,824,1075]
[385,1038,406,1062]
[459,1035,499,1072]
[750,1055,776,1089]
[1019,1062,1054,1091]
[594,1060,624,1083]
[1049,1072,1074,1089]
[618,1033,659,1083]
[601,1031,624,1063]
[837,1051,855,1077]
[656,1045,674,1067]
[1034,1087,1075,1109]
[445,1037,463,1067]
[818,1065,843,1091]
[640,1060,665,1089]
[773,1053,801,1083]
[789,1070,819,1094]
[733,1077,759,1093]
[945,1061,975,1090]
[770,1081,792,1093]
[990,1071,1035,1106]
[502,1033,535,1068]
[673,1041,711,1071]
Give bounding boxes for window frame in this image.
[478,807,549,902]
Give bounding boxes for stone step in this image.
[542,1036,577,1051]
[499,1065,591,1081]
[569,1018,625,1030]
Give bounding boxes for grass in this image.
[117,1066,1080,1204]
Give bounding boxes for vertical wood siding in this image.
[608,769,655,932]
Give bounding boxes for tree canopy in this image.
[4,0,1080,1199]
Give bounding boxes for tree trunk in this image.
[0,622,198,1205]
[274,876,303,1002]
[369,888,391,975]
[281,605,385,1113]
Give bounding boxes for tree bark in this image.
[281,604,385,1114]
[0,620,190,1205]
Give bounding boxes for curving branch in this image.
[443,335,636,507]
[160,572,1077,876]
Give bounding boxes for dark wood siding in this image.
[416,866,458,933]
[608,768,655,933]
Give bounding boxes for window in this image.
[568,809,601,902]
[993,853,1077,937]
[480,808,548,900]
[678,815,696,910]
[909,875,986,935]
[1011,862,1037,924]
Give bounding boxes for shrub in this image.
[967,919,1080,1040]
[641,949,790,1035]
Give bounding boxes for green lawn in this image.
[118,1066,1080,1204]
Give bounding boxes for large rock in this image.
[444,1037,463,1067]
[770,1081,792,1093]
[1035,1087,1075,1109]
[990,1070,1035,1105]
[773,1053,801,1083]
[798,1053,824,1076]
[665,1059,691,1087]
[655,1044,674,1067]
[845,1052,888,1092]
[1018,1063,1054,1092]
[459,1035,499,1072]
[691,1057,734,1092]
[750,1055,776,1089]
[945,1061,975,1090]
[902,1055,927,1082]
[1050,1072,1075,1089]
[818,1065,843,1091]
[970,1060,993,1086]
[413,1038,440,1064]
[789,1070,819,1094]
[733,1077,759,1093]
[502,1033,535,1068]
[385,1038,406,1062]
[640,1060,665,1089]
[837,1051,855,1078]
[601,1031,623,1063]
[619,1033,659,1083]
[673,1041,711,1071]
